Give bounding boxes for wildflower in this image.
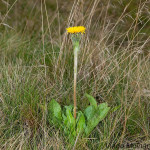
[66,26,86,34]
[66,26,86,119]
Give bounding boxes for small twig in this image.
[73,132,80,150]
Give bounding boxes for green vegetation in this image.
[47,94,110,145]
[0,0,150,149]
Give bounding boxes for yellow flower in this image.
[66,26,86,34]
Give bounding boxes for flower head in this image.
[66,26,86,34]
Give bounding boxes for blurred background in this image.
[0,0,149,37]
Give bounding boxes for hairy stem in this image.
[73,46,78,119]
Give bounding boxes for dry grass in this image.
[0,0,150,149]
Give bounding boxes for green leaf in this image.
[76,111,86,135]
[110,105,121,113]
[84,103,110,136]
[62,105,76,144]
[62,105,76,137]
[62,113,67,127]
[85,93,97,108]
[65,106,75,132]
[97,103,110,121]
[84,114,100,136]
[84,105,96,121]
[47,99,62,126]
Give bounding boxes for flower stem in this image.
[73,46,78,119]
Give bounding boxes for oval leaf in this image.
[47,99,62,125]
[85,93,97,108]
[76,111,86,135]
